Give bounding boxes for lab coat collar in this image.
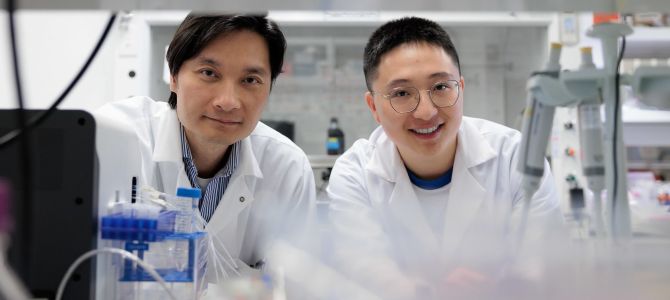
[364,127,441,256]
[206,136,263,232]
[439,118,498,264]
[388,169,442,261]
[456,117,497,169]
[365,118,499,266]
[151,108,263,179]
[151,109,263,194]
[365,117,497,181]
[152,108,182,164]
[234,136,264,180]
[366,127,405,182]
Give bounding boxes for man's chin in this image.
[208,137,239,146]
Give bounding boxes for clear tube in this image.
[172,194,196,233]
[56,247,178,300]
[592,189,606,237]
[516,190,534,251]
[166,191,199,272]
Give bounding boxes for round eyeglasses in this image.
[377,80,460,114]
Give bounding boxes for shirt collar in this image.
[179,125,240,180]
[407,167,453,190]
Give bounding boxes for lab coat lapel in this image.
[439,119,497,263]
[148,108,264,230]
[206,137,263,231]
[367,131,440,258]
[151,109,187,193]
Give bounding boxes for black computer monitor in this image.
[262,119,295,141]
[0,109,97,299]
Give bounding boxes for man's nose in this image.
[412,91,437,120]
[212,82,241,111]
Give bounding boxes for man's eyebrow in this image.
[195,57,268,76]
[196,57,221,67]
[244,66,268,76]
[385,72,457,88]
[428,72,455,80]
[386,78,411,88]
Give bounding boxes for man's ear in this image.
[365,91,381,124]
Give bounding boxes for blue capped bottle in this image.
[326,117,345,155]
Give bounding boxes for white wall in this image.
[0,10,120,112]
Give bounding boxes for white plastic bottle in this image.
[172,187,201,272]
[174,187,201,233]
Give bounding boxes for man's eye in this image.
[200,69,216,77]
[434,83,448,91]
[243,77,262,85]
[391,90,411,98]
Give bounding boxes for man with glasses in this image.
[326,17,562,299]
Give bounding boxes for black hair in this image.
[363,16,461,92]
[166,13,286,109]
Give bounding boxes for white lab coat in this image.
[327,117,564,299]
[95,97,316,283]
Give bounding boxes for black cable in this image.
[0,12,117,150]
[611,36,626,236]
[7,0,33,280]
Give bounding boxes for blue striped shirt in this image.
[180,125,240,223]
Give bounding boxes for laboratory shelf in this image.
[622,107,670,147]
[625,27,670,59]
[627,161,670,170]
[308,154,339,169]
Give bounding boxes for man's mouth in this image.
[205,116,241,124]
[410,123,443,135]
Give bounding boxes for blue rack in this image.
[100,211,206,283]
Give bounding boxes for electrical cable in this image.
[4,9,116,291]
[611,36,626,236]
[55,248,178,300]
[0,12,117,150]
[7,0,34,280]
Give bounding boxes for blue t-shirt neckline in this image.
[407,167,453,190]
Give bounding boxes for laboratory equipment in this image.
[631,66,670,110]
[99,187,208,300]
[518,43,561,203]
[56,248,178,300]
[518,22,670,240]
[170,187,202,273]
[0,109,97,299]
[172,187,202,233]
[327,117,345,155]
[576,47,606,236]
[94,102,144,299]
[262,120,295,141]
[658,182,670,206]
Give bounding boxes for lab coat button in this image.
[239,196,245,203]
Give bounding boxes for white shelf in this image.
[623,107,670,147]
[624,27,670,59]
[308,154,339,169]
[269,11,553,27]
[628,161,670,170]
[132,11,554,28]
